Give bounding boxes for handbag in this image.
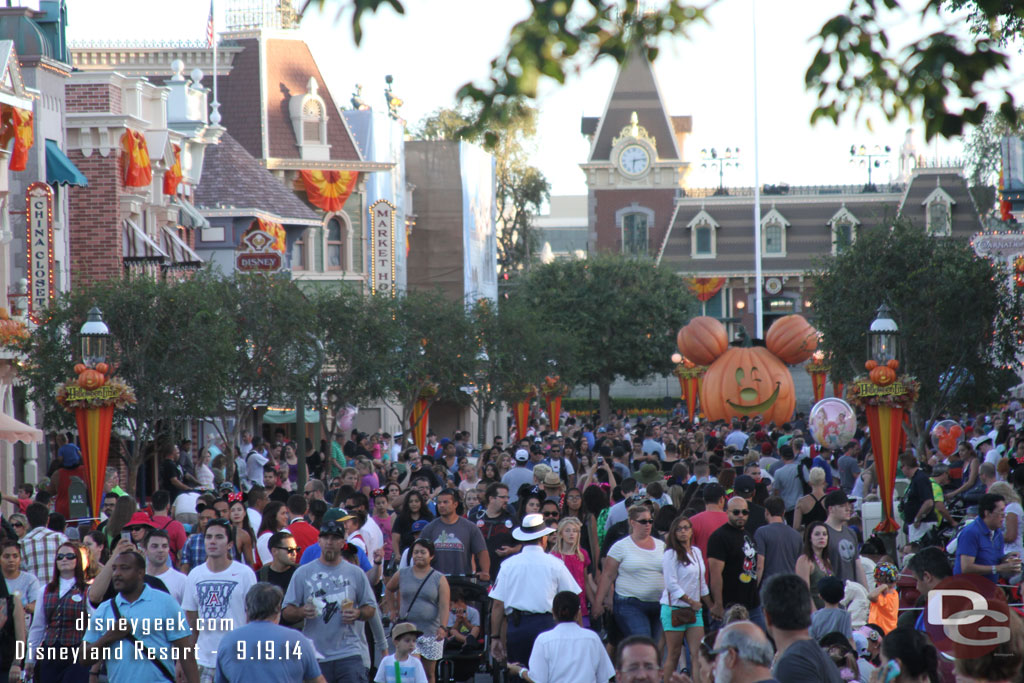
[670,548,700,627]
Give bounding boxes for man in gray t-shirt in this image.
[754,498,802,584]
[771,448,804,515]
[418,491,490,580]
[282,521,377,678]
[837,444,861,494]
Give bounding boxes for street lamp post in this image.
[867,303,898,364]
[701,147,740,196]
[80,307,109,367]
[850,144,891,192]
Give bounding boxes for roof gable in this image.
[0,40,30,105]
[265,37,361,162]
[588,52,680,162]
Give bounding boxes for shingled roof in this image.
[193,131,319,223]
[586,53,681,162]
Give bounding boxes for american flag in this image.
[206,0,215,48]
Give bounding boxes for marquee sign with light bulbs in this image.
[25,182,55,324]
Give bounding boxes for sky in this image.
[61,0,1013,197]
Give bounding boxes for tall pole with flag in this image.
[208,0,221,125]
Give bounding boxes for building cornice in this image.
[262,158,394,172]
[70,43,241,78]
[200,207,321,226]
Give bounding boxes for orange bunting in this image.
[246,217,286,253]
[0,106,33,172]
[163,144,182,195]
[687,276,726,302]
[121,130,153,188]
[299,170,358,212]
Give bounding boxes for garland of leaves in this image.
[540,375,568,398]
[673,363,708,380]
[56,377,136,411]
[845,374,920,409]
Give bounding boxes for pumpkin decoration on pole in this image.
[806,350,830,404]
[671,353,708,422]
[540,376,568,432]
[676,314,817,424]
[846,303,919,535]
[55,308,135,524]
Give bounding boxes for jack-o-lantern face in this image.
[700,346,796,424]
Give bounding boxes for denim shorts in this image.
[660,604,704,632]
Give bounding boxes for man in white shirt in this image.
[144,529,188,604]
[509,591,613,683]
[182,519,257,681]
[489,513,581,668]
[245,437,269,492]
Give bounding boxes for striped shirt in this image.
[608,536,665,602]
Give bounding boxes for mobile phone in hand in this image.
[121,531,131,543]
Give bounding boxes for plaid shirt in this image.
[180,532,237,569]
[20,527,68,585]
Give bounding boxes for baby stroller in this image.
[436,575,498,683]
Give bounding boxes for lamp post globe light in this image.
[80,307,109,368]
[868,303,898,364]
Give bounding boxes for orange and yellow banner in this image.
[809,370,827,404]
[163,144,182,195]
[546,395,563,432]
[121,130,153,187]
[866,403,904,533]
[410,398,430,455]
[513,399,531,441]
[679,375,700,422]
[299,170,358,212]
[76,405,113,521]
[833,380,845,398]
[0,106,32,172]
[687,276,726,302]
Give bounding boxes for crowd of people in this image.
[2,406,1024,683]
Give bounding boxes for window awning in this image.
[262,407,322,424]
[161,225,203,269]
[45,140,87,187]
[174,197,210,230]
[123,219,168,263]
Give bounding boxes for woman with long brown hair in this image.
[661,514,709,683]
[795,520,834,610]
[103,495,136,549]
[254,501,290,568]
[227,495,256,566]
[24,542,90,683]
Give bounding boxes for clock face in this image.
[619,144,651,176]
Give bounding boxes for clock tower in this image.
[580,53,690,256]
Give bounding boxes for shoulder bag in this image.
[671,549,699,627]
[109,597,176,683]
[398,568,435,622]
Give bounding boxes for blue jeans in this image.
[321,655,368,683]
[614,594,663,641]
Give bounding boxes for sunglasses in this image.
[56,553,77,561]
[543,512,560,518]
[274,547,299,554]
[11,522,22,528]
[730,510,749,516]
[634,518,654,525]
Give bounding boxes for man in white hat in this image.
[502,449,534,504]
[489,513,581,671]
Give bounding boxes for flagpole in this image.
[210,0,221,125]
[751,0,763,338]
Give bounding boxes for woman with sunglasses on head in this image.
[254,501,290,568]
[227,494,256,566]
[593,504,666,640]
[661,514,710,683]
[24,542,90,683]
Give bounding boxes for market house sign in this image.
[369,199,396,297]
[236,228,282,272]
[25,182,55,323]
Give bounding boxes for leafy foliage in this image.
[510,253,696,420]
[808,220,1024,446]
[964,106,1024,220]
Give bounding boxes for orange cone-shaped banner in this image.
[866,403,904,533]
[410,398,429,455]
[163,144,182,195]
[513,399,530,441]
[77,405,113,522]
[809,371,827,404]
[833,380,845,398]
[546,395,562,432]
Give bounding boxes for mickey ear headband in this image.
[227,492,243,503]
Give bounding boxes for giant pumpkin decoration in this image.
[677,314,818,424]
[764,314,818,364]
[676,316,729,366]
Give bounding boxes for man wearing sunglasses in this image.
[707,497,763,631]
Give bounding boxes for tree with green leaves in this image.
[18,271,235,493]
[964,106,1024,222]
[413,102,550,275]
[809,219,1024,451]
[510,253,696,421]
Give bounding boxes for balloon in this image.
[336,404,358,432]
[808,398,856,450]
[930,419,964,457]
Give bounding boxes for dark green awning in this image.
[45,139,87,187]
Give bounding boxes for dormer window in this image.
[688,209,719,259]
[828,206,861,255]
[760,207,789,257]
[922,186,955,236]
[289,76,330,160]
